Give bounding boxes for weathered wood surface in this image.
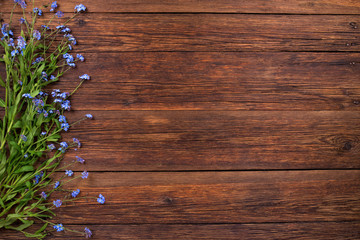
[3,52,360,111]
[2,0,360,14]
[1,0,360,239]
[3,222,360,239]
[2,13,360,52]
[59,110,360,171]
[59,14,360,52]
[43,171,360,224]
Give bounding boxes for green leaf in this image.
[35,223,48,234]
[6,220,34,231]
[5,193,17,201]
[12,120,22,128]
[14,165,34,174]
[0,197,5,209]
[0,98,5,108]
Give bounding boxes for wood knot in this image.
[78,19,86,26]
[350,62,356,66]
[349,22,358,29]
[343,142,352,151]
[353,100,360,105]
[162,196,173,205]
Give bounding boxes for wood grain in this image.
[43,170,360,224]
[2,14,360,52]
[2,222,360,239]
[2,0,360,14]
[3,52,360,111]
[57,110,360,171]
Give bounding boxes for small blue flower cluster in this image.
[34,171,44,184]
[14,0,27,9]
[53,199,62,208]
[72,189,80,198]
[97,194,105,204]
[75,4,86,13]
[53,223,64,232]
[65,170,73,177]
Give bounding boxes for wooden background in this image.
[1,0,360,239]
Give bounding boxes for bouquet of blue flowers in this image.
[0,1,104,238]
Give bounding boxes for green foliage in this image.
[0,2,89,239]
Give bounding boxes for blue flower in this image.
[85,114,93,119]
[56,25,65,30]
[76,54,85,62]
[1,23,13,38]
[17,36,26,50]
[50,1,58,12]
[79,74,90,80]
[50,75,56,80]
[19,17,26,24]
[53,98,62,103]
[51,89,61,97]
[84,227,92,238]
[20,134,27,142]
[41,71,48,81]
[54,181,60,188]
[32,57,43,65]
[73,138,81,148]
[58,115,66,123]
[14,0,27,9]
[53,223,64,232]
[47,144,55,150]
[33,8,42,16]
[53,199,62,208]
[24,153,28,158]
[68,62,76,68]
[40,191,47,199]
[65,169,73,177]
[34,171,44,184]
[33,30,41,40]
[71,189,80,198]
[74,4,87,13]
[41,131,47,136]
[76,156,85,164]
[55,11,64,17]
[11,49,19,57]
[68,44,72,50]
[61,122,70,131]
[57,92,69,99]
[22,93,32,98]
[81,170,88,179]
[61,100,71,111]
[61,27,71,33]
[58,141,68,152]
[97,194,105,204]
[65,34,77,45]
[7,38,15,47]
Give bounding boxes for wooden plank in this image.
[2,14,360,52]
[56,110,360,171]
[2,222,360,239]
[1,0,360,14]
[33,170,360,224]
[2,52,358,111]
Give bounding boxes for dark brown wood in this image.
[3,52,360,111]
[42,170,360,224]
[2,222,360,239]
[58,52,360,111]
[58,110,360,171]
[2,14,360,52]
[2,0,360,14]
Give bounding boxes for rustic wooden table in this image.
[1,0,360,239]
